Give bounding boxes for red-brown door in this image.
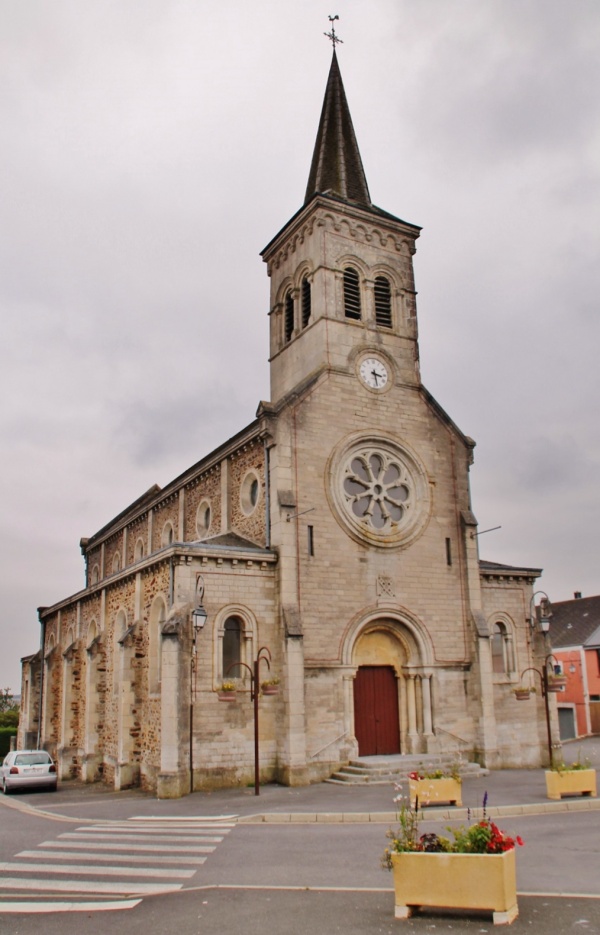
[353,665,400,756]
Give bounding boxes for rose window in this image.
[342,449,413,533]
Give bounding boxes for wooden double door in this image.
[353,665,401,756]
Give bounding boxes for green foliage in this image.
[382,787,523,868]
[0,709,19,728]
[0,688,19,713]
[0,726,18,758]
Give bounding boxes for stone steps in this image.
[326,753,489,785]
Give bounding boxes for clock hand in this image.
[371,369,380,386]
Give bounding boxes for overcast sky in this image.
[2,1,599,692]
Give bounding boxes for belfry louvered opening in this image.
[301,276,311,328]
[374,276,392,327]
[343,267,361,320]
[284,291,294,343]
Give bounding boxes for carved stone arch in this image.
[341,609,435,757]
[293,260,313,291]
[212,604,257,687]
[274,274,296,308]
[341,608,433,669]
[336,252,370,280]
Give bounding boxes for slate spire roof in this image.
[304,51,371,207]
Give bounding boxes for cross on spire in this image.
[324,14,343,50]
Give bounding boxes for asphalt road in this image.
[1,787,599,934]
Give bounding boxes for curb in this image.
[238,797,600,824]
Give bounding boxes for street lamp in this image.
[529,590,552,635]
[516,654,565,767]
[227,645,274,796]
[189,600,208,794]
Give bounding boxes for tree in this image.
[0,688,19,713]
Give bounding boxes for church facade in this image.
[19,53,555,797]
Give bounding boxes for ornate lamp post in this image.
[228,645,274,796]
[516,653,566,767]
[189,599,207,794]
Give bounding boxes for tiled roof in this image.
[304,52,371,207]
[549,594,600,648]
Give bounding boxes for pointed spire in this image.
[304,52,371,208]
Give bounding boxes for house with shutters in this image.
[548,593,600,740]
[19,51,554,796]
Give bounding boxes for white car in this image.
[1,750,58,793]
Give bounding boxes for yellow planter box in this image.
[545,768,596,800]
[409,777,462,807]
[391,848,518,925]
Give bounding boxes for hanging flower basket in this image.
[217,683,237,702]
[513,688,531,701]
[547,675,567,692]
[261,679,280,696]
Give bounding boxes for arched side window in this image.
[134,538,144,562]
[374,276,392,327]
[301,276,311,328]
[112,552,121,573]
[161,522,174,547]
[284,291,294,343]
[113,609,127,695]
[491,621,515,675]
[222,616,242,680]
[214,608,256,686]
[196,500,211,539]
[343,267,361,320]
[90,564,100,586]
[148,596,166,694]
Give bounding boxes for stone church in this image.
[19,52,554,797]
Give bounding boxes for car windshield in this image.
[14,753,51,766]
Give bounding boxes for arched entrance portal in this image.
[350,620,433,757]
[353,665,400,755]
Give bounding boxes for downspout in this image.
[264,438,271,549]
[36,611,46,750]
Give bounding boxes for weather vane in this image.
[324,14,343,50]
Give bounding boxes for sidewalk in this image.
[7,736,599,825]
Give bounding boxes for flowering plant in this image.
[408,757,462,782]
[551,753,591,773]
[382,788,523,869]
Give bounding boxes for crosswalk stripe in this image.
[73,825,232,835]
[0,862,195,879]
[0,879,183,895]
[0,900,142,913]
[40,840,215,853]
[58,832,224,844]
[17,850,207,866]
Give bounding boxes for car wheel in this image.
[2,779,10,795]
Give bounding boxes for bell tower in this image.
[261,51,422,406]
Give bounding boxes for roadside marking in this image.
[0,900,142,913]
[71,825,231,836]
[128,815,237,821]
[0,861,195,879]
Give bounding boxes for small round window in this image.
[196,500,211,538]
[241,472,261,515]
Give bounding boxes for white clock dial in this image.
[359,357,389,390]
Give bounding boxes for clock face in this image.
[359,357,389,390]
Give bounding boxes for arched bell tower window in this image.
[284,291,294,343]
[301,276,311,328]
[343,267,361,320]
[374,276,392,327]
